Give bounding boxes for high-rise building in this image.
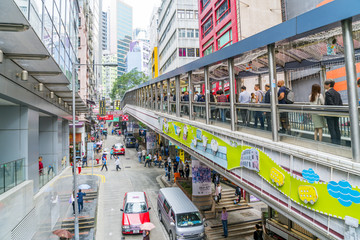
[198,0,282,57]
[149,7,159,78]
[109,0,133,76]
[101,11,109,51]
[126,38,151,76]
[102,53,118,99]
[158,0,200,75]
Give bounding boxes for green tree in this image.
[110,69,149,100]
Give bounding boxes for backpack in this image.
[284,87,294,104]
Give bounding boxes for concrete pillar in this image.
[188,72,194,120]
[175,76,180,117]
[268,44,279,142]
[167,79,170,114]
[204,67,210,125]
[39,116,58,175]
[228,58,236,131]
[160,81,164,112]
[155,83,159,111]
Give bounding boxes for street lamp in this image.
[71,62,117,240]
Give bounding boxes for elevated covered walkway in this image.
[122,1,360,239]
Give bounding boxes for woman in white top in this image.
[309,84,326,141]
[215,183,222,203]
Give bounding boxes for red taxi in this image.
[112,143,125,155]
[121,192,151,234]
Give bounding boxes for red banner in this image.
[97,115,113,120]
[122,115,129,121]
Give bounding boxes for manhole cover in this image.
[125,166,131,168]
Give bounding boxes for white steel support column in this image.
[188,72,193,120]
[175,76,181,117]
[160,81,164,112]
[268,44,279,142]
[167,79,170,114]
[204,67,210,125]
[342,18,360,162]
[228,58,236,131]
[150,84,154,110]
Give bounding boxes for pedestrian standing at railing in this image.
[216,90,228,122]
[278,80,291,134]
[38,156,44,175]
[324,80,343,145]
[253,84,265,130]
[263,84,271,131]
[239,86,251,126]
[309,84,326,141]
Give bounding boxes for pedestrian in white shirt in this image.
[115,157,121,171]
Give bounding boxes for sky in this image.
[103,0,162,29]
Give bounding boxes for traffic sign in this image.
[122,115,129,121]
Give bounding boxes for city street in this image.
[86,133,168,240]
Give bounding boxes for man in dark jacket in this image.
[324,80,343,145]
[263,84,271,131]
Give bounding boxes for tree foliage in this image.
[110,69,149,100]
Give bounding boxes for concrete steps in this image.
[61,217,95,232]
[206,219,261,240]
[214,189,250,212]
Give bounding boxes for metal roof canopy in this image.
[0,0,88,115]
[131,0,360,91]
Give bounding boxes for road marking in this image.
[82,173,106,183]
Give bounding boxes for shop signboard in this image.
[97,115,113,120]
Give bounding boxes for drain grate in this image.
[125,166,131,168]
[126,158,131,160]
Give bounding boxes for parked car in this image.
[158,187,205,240]
[125,137,136,148]
[121,192,151,234]
[112,143,125,155]
[124,132,134,140]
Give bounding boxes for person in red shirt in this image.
[38,156,43,175]
[216,90,228,122]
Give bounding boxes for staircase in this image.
[215,189,251,213]
[206,219,261,240]
[61,217,95,232]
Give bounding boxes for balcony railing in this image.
[0,159,25,194]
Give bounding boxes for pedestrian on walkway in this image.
[77,189,86,214]
[215,183,222,203]
[179,161,184,178]
[165,161,169,177]
[309,84,326,141]
[148,153,152,167]
[138,149,142,163]
[143,230,150,240]
[77,160,82,174]
[253,224,263,240]
[167,156,171,164]
[115,157,121,171]
[324,80,343,145]
[69,192,75,215]
[101,155,108,171]
[153,153,158,166]
[135,141,139,152]
[173,160,178,173]
[167,163,172,181]
[144,155,150,168]
[38,156,43,175]
[185,163,190,179]
[82,155,88,167]
[235,186,242,203]
[158,154,163,168]
[142,149,147,162]
[221,207,228,238]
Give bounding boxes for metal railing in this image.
[0,159,25,194]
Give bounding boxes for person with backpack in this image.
[253,84,265,130]
[263,84,272,131]
[278,80,291,134]
[253,224,263,240]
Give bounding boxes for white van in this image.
[157,187,205,240]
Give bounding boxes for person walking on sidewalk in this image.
[77,160,82,174]
[135,141,139,152]
[164,161,169,177]
[167,163,172,181]
[185,163,190,179]
[142,149,146,162]
[115,157,121,171]
[77,189,86,214]
[179,161,184,178]
[138,150,142,163]
[158,154,163,168]
[101,155,108,171]
[144,155,150,168]
[215,183,222,203]
[221,207,228,238]
[82,155,88,167]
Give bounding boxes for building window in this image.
[78,17,81,27]
[217,29,232,49]
[78,37,81,48]
[196,48,200,57]
[186,10,193,19]
[195,29,199,38]
[194,10,198,19]
[216,0,230,24]
[179,48,186,57]
[203,44,213,56]
[202,17,213,37]
[178,28,186,38]
[177,10,185,19]
[187,48,195,57]
[201,0,210,12]
[187,29,194,38]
